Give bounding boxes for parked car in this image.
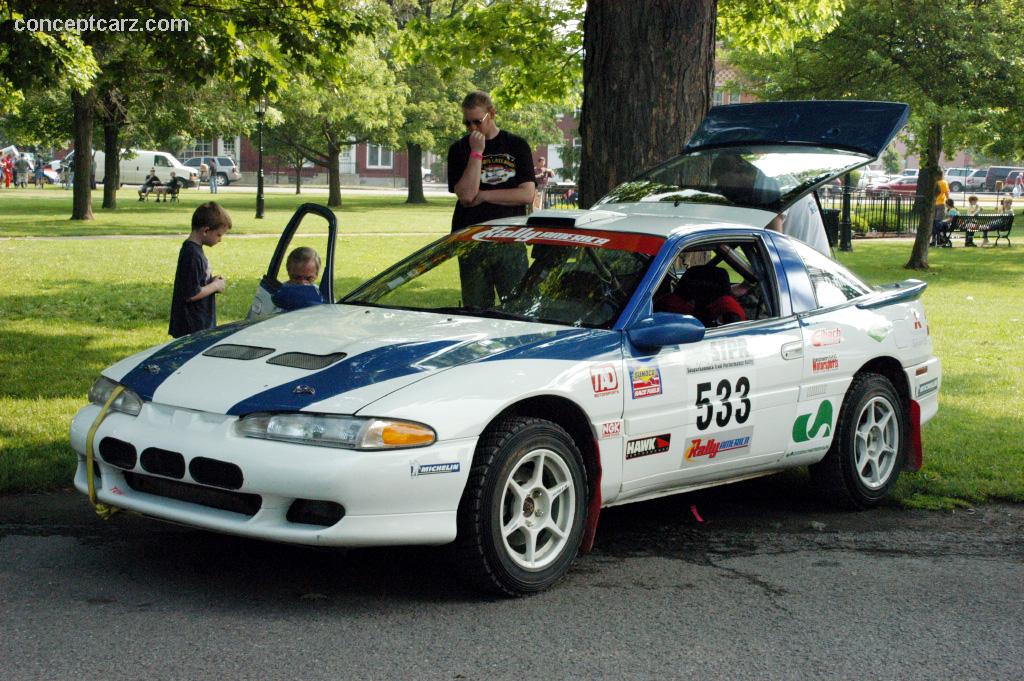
[944,167,976,193]
[70,100,940,595]
[964,168,987,191]
[866,176,917,196]
[984,165,1024,192]
[64,149,200,187]
[183,156,242,186]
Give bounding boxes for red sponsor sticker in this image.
[812,355,839,373]
[453,225,665,256]
[630,365,663,399]
[811,327,843,347]
[590,364,620,397]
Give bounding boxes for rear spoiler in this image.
[855,279,927,310]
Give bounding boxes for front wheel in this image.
[457,416,587,596]
[810,373,907,509]
[949,181,963,192]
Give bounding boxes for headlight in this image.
[88,376,143,416]
[235,413,436,450]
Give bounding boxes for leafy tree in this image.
[579,0,844,207]
[730,0,1024,269]
[882,146,901,176]
[556,137,580,182]
[267,35,407,207]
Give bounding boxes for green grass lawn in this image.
[0,187,455,237]
[0,193,1021,507]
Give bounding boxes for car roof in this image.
[494,205,775,239]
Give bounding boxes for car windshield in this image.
[595,144,871,212]
[342,225,664,329]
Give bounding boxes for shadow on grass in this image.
[0,433,76,493]
[837,242,1024,288]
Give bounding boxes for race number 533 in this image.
[695,377,751,430]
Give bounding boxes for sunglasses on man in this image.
[463,112,491,128]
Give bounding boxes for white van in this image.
[65,149,200,187]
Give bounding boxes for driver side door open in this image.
[619,233,802,497]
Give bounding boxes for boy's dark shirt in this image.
[169,239,215,338]
[447,129,534,232]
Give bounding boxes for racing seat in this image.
[677,265,746,327]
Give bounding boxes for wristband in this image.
[469,151,483,161]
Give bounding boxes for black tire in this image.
[457,416,588,596]
[949,181,963,193]
[810,373,907,509]
[216,172,228,186]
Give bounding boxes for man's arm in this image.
[452,132,485,204]
[466,183,537,207]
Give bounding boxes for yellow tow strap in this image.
[85,384,125,519]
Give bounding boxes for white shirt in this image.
[783,194,830,256]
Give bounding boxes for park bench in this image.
[939,213,1014,247]
[151,177,187,204]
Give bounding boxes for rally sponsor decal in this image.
[411,462,460,477]
[917,378,938,398]
[811,354,839,374]
[792,400,833,443]
[455,226,664,255]
[811,327,843,347]
[686,338,753,374]
[683,426,753,461]
[625,434,671,459]
[630,363,663,399]
[868,323,892,343]
[590,364,620,397]
[600,420,623,439]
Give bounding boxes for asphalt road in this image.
[2,477,1022,681]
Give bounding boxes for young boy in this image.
[271,246,325,311]
[168,202,232,338]
[964,195,981,246]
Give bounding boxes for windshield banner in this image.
[457,225,664,256]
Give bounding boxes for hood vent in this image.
[203,344,275,361]
[267,352,347,370]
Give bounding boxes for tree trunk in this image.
[71,88,96,220]
[294,153,303,195]
[905,122,942,270]
[406,142,425,204]
[579,0,717,208]
[102,122,119,209]
[327,138,342,208]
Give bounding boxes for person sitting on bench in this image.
[153,172,182,203]
[138,168,161,201]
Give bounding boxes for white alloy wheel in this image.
[500,447,577,570]
[854,396,899,490]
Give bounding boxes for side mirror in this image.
[627,313,705,350]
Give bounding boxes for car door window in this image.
[154,156,171,168]
[652,238,778,326]
[789,239,870,308]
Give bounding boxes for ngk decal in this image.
[600,420,623,439]
[811,327,843,347]
[590,364,620,397]
[625,434,671,459]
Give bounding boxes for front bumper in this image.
[70,402,477,547]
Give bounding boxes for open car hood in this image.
[597,100,910,215]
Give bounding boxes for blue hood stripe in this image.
[120,320,260,401]
[478,329,622,362]
[227,340,460,416]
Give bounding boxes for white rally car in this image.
[71,101,941,595]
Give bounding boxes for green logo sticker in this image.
[793,400,833,442]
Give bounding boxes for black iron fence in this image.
[818,189,923,235]
[541,183,579,210]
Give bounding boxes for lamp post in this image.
[839,171,853,251]
[255,94,267,219]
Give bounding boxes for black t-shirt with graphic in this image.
[447,130,534,232]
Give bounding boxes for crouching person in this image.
[272,246,325,311]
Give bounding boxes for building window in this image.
[221,138,236,161]
[367,145,393,169]
[181,140,211,160]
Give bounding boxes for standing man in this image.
[448,91,535,308]
[208,156,218,194]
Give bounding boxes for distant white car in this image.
[71,101,941,595]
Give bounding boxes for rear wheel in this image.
[216,172,228,186]
[457,416,587,596]
[810,373,906,509]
